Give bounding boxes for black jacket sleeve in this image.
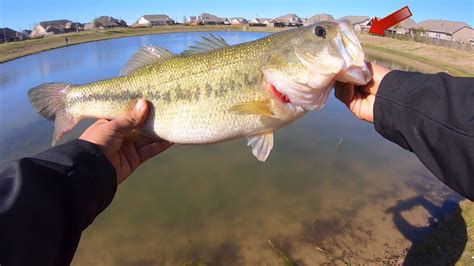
[0,139,117,266]
[374,71,474,201]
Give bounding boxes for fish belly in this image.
[145,98,274,144]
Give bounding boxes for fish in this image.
[28,20,371,162]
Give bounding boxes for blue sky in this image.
[1,0,473,31]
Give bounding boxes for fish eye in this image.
[314,26,326,38]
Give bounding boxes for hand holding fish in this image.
[29,20,372,162]
[79,98,173,184]
[335,63,390,123]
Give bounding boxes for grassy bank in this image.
[1,25,473,78]
[358,34,474,77]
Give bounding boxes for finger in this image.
[137,140,173,162]
[110,98,149,135]
[80,119,110,140]
[359,62,374,94]
[334,81,344,100]
[85,119,108,130]
[94,119,109,125]
[366,61,374,77]
[358,79,376,95]
[122,141,141,172]
[133,134,160,150]
[335,83,355,107]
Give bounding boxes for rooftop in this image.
[415,19,471,34]
[338,16,370,25]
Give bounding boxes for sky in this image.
[1,0,473,31]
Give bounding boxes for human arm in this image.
[335,63,474,200]
[0,99,172,265]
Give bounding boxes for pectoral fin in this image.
[229,100,275,117]
[247,132,274,162]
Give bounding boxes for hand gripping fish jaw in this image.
[261,20,371,112]
[28,21,372,162]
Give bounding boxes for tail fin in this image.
[28,83,77,145]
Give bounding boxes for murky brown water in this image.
[0,32,463,265]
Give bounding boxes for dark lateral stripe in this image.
[71,92,142,103]
[71,73,260,104]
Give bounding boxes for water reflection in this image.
[366,54,416,72]
[0,31,462,265]
[366,54,418,71]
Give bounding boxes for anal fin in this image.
[247,132,274,162]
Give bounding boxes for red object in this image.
[369,6,413,36]
[270,84,290,103]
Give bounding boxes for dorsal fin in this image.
[120,45,174,76]
[182,34,230,55]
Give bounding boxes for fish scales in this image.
[29,21,372,161]
[68,39,272,142]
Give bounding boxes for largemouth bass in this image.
[28,20,371,161]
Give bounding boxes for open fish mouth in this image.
[334,20,372,85]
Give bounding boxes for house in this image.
[414,20,473,42]
[186,13,224,25]
[83,23,95,30]
[249,18,273,27]
[304,13,335,25]
[0,28,26,42]
[272,14,303,27]
[135,15,175,27]
[30,20,82,38]
[20,29,32,37]
[228,17,248,25]
[339,16,371,32]
[386,18,416,35]
[85,16,127,30]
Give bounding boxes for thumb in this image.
[334,82,355,108]
[111,98,149,135]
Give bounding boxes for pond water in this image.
[0,32,463,265]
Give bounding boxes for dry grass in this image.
[359,34,474,77]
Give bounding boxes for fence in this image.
[384,32,473,52]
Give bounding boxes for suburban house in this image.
[0,28,27,42]
[30,20,83,38]
[186,13,225,25]
[272,14,303,27]
[84,16,127,30]
[21,29,32,37]
[387,18,416,34]
[249,18,273,27]
[304,13,335,25]
[339,16,371,32]
[227,17,248,25]
[134,15,175,27]
[414,20,474,43]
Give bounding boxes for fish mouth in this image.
[334,20,372,85]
